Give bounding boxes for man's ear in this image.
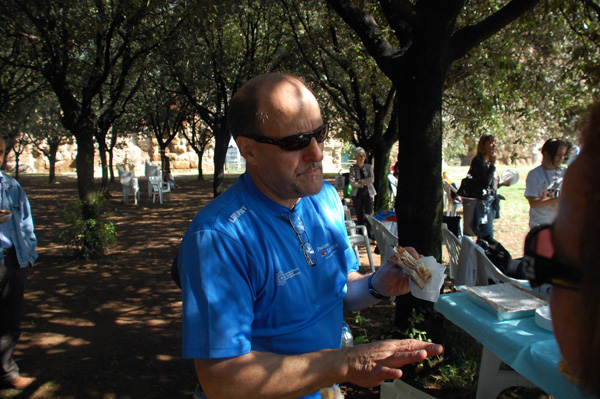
[236,137,259,165]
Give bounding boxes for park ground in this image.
[1,169,551,399]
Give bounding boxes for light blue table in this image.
[435,292,594,399]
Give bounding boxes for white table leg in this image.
[476,347,537,399]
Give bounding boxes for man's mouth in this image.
[297,163,322,177]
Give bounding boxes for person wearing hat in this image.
[349,147,376,239]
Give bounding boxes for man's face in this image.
[0,139,5,169]
[240,79,324,208]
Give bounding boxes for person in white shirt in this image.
[524,138,568,228]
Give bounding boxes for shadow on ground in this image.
[4,175,227,399]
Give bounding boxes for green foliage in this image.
[401,308,432,343]
[444,2,599,159]
[347,302,484,393]
[60,194,117,260]
[397,307,480,393]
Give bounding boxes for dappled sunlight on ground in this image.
[2,175,233,399]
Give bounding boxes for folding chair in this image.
[149,175,171,204]
[441,223,461,279]
[117,165,140,205]
[345,220,375,273]
[366,215,397,264]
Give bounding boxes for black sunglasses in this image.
[522,224,582,290]
[242,123,328,151]
[282,212,316,266]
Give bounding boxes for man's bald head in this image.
[228,73,316,139]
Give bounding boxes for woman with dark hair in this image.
[467,134,504,240]
[524,138,567,228]
[525,103,600,396]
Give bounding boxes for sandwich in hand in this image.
[390,246,432,289]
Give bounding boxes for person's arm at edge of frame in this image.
[526,195,560,209]
[194,339,442,399]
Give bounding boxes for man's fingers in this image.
[385,341,443,367]
[390,339,443,354]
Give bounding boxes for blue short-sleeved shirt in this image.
[179,174,358,398]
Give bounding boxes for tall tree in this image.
[137,82,189,176]
[283,0,398,210]
[443,1,600,164]
[96,72,143,192]
[25,93,73,183]
[0,99,31,178]
[327,0,541,259]
[167,0,293,197]
[326,0,553,329]
[0,0,177,202]
[0,29,43,122]
[181,109,213,181]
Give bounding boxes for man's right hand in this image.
[343,339,443,388]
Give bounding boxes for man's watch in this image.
[368,272,390,300]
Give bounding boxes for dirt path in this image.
[9,175,217,399]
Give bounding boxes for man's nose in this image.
[302,137,324,162]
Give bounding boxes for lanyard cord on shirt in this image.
[542,166,559,198]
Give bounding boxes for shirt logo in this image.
[228,205,247,223]
[317,242,339,259]
[276,268,301,286]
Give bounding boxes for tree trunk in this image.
[97,130,109,194]
[14,154,20,181]
[48,140,59,184]
[74,130,96,203]
[196,149,205,181]
[369,129,397,212]
[109,149,115,184]
[212,117,230,197]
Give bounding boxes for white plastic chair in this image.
[441,223,461,279]
[149,175,171,204]
[342,204,352,221]
[442,179,462,216]
[473,244,530,288]
[145,160,160,198]
[455,235,478,286]
[345,220,375,273]
[366,215,398,264]
[117,165,140,205]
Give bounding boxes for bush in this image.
[60,195,117,260]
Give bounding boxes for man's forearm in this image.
[343,272,380,310]
[195,340,443,399]
[195,349,345,399]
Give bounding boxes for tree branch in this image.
[449,0,540,61]
[326,0,410,76]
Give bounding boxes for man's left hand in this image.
[371,247,422,297]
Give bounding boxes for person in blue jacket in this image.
[0,137,38,389]
[178,73,442,399]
